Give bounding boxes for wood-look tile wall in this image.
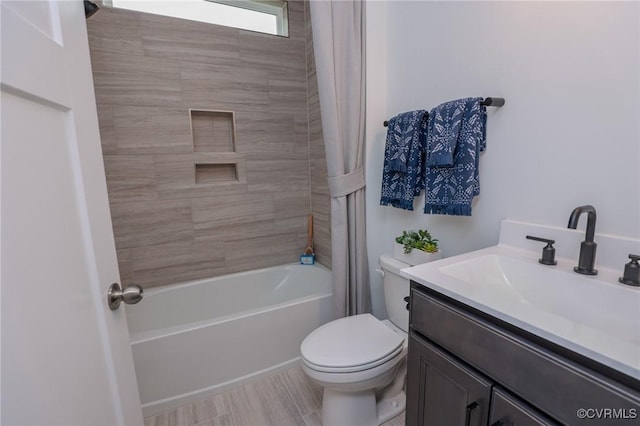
[88,1,330,288]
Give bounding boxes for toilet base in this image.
[377,390,406,424]
[320,360,406,426]
[376,357,406,424]
[321,388,405,426]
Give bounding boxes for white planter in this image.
[393,242,442,266]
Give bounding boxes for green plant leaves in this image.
[395,228,439,254]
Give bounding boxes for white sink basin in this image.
[439,253,639,344]
[402,245,640,380]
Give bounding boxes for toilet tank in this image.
[379,255,410,333]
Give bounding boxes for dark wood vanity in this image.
[406,282,640,426]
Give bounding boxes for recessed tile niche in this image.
[190,110,235,152]
[189,109,244,185]
[195,163,236,183]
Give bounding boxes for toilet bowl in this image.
[300,255,410,426]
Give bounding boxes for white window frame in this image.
[210,0,288,37]
[101,0,289,37]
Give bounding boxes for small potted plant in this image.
[394,229,442,265]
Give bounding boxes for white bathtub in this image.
[125,263,333,417]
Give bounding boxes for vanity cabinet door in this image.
[406,334,493,426]
[488,387,560,426]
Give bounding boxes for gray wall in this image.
[87,1,330,288]
[366,1,640,318]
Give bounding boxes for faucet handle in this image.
[619,254,640,286]
[526,235,557,265]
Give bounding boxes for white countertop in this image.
[401,221,640,382]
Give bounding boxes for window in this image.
[105,0,289,37]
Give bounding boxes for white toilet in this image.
[300,255,410,426]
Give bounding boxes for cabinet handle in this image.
[465,401,479,426]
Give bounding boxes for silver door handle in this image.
[108,283,143,310]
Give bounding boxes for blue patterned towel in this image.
[386,110,427,172]
[424,98,486,216]
[380,110,428,210]
[426,99,467,167]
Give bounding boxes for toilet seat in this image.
[301,314,405,373]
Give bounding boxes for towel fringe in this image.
[381,197,415,211]
[424,203,472,216]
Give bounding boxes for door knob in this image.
[108,283,143,310]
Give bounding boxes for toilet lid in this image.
[301,314,404,373]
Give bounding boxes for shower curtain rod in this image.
[382,97,505,127]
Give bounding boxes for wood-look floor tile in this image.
[144,396,234,426]
[382,413,406,426]
[302,412,322,426]
[208,413,235,426]
[227,374,304,426]
[279,366,323,417]
[300,407,406,426]
[143,365,406,426]
[193,413,235,426]
[144,408,187,426]
[182,393,231,426]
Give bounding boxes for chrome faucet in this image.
[567,205,598,275]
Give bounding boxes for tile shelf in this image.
[189,109,244,185]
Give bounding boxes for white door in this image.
[1,1,143,424]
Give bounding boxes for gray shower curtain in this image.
[309,0,370,318]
